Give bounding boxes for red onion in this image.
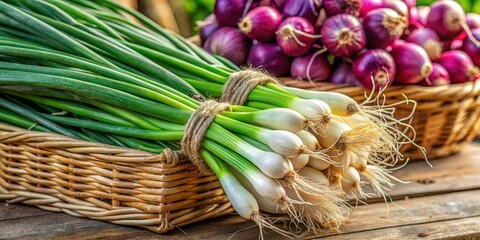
[426,0,466,40]
[256,0,273,6]
[276,17,317,57]
[461,28,480,66]
[359,0,383,16]
[320,14,366,57]
[466,13,480,29]
[436,50,479,84]
[204,27,249,65]
[214,0,248,27]
[382,0,408,17]
[330,62,360,85]
[271,0,286,10]
[406,28,442,60]
[401,0,415,9]
[198,15,219,43]
[360,0,408,17]
[450,39,463,50]
[391,38,405,48]
[323,0,362,17]
[419,63,451,86]
[363,8,407,49]
[239,6,282,42]
[353,49,396,90]
[291,51,331,82]
[407,6,429,34]
[442,39,454,52]
[416,6,430,26]
[248,43,292,76]
[282,0,322,24]
[390,41,432,84]
[313,8,329,32]
[405,7,422,35]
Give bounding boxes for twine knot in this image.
[180,100,229,175]
[221,69,279,105]
[161,148,182,165]
[165,69,277,174]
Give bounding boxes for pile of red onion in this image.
[201,0,480,89]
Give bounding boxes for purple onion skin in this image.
[239,6,282,42]
[466,13,480,29]
[330,62,360,85]
[450,39,463,50]
[199,15,219,43]
[276,17,316,57]
[363,8,407,49]
[426,0,466,40]
[416,6,430,26]
[248,43,292,76]
[282,0,322,24]
[257,0,273,6]
[353,49,396,90]
[391,39,405,48]
[204,27,249,65]
[405,7,421,35]
[401,0,415,9]
[383,0,408,17]
[406,28,442,60]
[461,28,480,66]
[323,0,363,17]
[214,0,247,27]
[360,0,408,17]
[321,14,366,57]
[390,41,433,84]
[419,63,451,86]
[436,50,479,84]
[291,52,331,82]
[441,39,455,51]
[359,0,383,16]
[271,0,286,9]
[313,8,329,32]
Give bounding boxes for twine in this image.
[221,69,279,105]
[162,148,183,165]
[169,69,277,174]
[180,100,230,175]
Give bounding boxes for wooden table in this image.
[2,144,480,240]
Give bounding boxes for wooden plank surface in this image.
[1,144,480,239]
[320,216,480,240]
[3,190,480,240]
[387,144,480,199]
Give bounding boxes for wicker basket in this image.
[282,79,480,160]
[0,124,232,233]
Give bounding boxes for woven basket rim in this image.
[0,123,182,164]
[281,79,480,101]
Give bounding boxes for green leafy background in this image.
[407,0,479,13]
[183,0,215,33]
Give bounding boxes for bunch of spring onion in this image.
[0,0,422,236]
[0,0,351,235]
[201,0,480,88]
[78,0,420,198]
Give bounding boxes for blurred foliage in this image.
[183,0,215,33]
[417,0,479,13]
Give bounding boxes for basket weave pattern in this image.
[0,124,232,233]
[283,80,480,159]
